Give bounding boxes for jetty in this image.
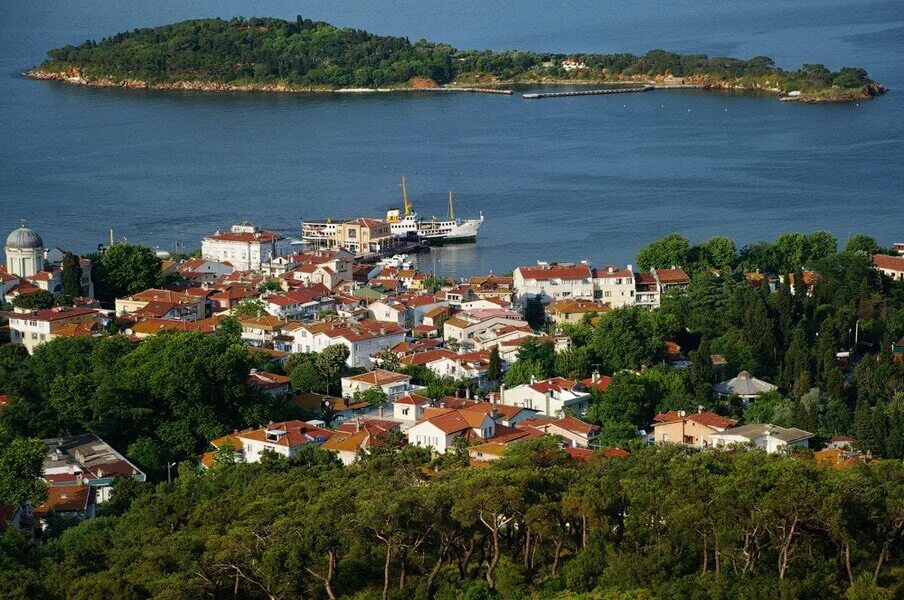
[522,85,653,99]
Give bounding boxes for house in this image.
[548,299,611,324]
[238,314,288,347]
[210,284,259,312]
[873,254,904,281]
[518,415,601,448]
[247,370,292,398]
[201,222,292,272]
[468,275,514,301]
[513,263,594,304]
[175,258,235,283]
[592,265,635,308]
[278,319,406,368]
[443,308,525,349]
[204,421,337,465]
[400,349,495,390]
[580,371,612,393]
[496,333,571,364]
[561,59,587,71]
[498,377,591,417]
[367,299,408,327]
[709,424,814,454]
[634,267,690,309]
[407,408,498,453]
[651,410,738,449]
[127,317,219,339]
[42,434,146,505]
[713,371,777,403]
[8,307,100,354]
[393,393,433,423]
[115,288,207,321]
[341,369,413,401]
[35,485,95,524]
[263,286,334,321]
[321,419,400,465]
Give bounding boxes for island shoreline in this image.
[25,68,886,103]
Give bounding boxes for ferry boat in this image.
[385,177,484,245]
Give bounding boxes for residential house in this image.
[263,286,334,321]
[709,424,814,454]
[247,370,292,398]
[8,307,100,354]
[278,319,405,368]
[513,263,594,304]
[321,419,400,465]
[175,258,235,283]
[341,369,413,401]
[393,393,432,423]
[498,377,591,417]
[407,408,498,454]
[443,308,525,349]
[548,299,611,324]
[292,392,371,424]
[337,218,394,256]
[591,265,635,308]
[115,288,207,321]
[41,434,146,505]
[518,415,601,448]
[204,421,337,465]
[239,314,288,347]
[651,410,738,449]
[873,254,904,281]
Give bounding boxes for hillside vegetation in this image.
[33,17,884,100]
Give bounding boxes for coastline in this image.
[25,67,885,103]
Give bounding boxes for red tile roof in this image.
[873,254,904,272]
[517,265,592,281]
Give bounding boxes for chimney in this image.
[530,374,537,385]
[497,384,505,405]
[627,264,633,272]
[355,420,361,432]
[677,409,686,417]
[545,391,551,417]
[591,370,600,383]
[697,405,704,413]
[465,387,471,400]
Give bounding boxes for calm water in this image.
[2,0,903,277]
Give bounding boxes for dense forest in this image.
[35,17,881,97]
[1,441,902,599]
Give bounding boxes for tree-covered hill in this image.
[32,17,884,100]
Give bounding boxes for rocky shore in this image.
[26,68,886,103]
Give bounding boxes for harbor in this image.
[522,85,653,99]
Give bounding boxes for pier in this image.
[522,85,653,99]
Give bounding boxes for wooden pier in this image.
[522,85,653,99]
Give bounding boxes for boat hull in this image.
[423,234,477,245]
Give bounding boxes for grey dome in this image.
[6,225,44,250]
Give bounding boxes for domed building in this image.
[5,221,46,278]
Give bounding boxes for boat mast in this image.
[401,176,413,216]
[448,191,455,220]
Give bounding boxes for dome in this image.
[6,224,44,250]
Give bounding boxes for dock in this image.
[334,87,513,95]
[522,85,653,99]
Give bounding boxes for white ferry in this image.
[385,177,484,245]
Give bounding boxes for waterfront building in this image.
[201,222,292,272]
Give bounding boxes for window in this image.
[604,291,611,297]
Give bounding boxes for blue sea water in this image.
[1,0,902,277]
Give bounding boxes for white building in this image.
[709,424,813,454]
[277,319,406,368]
[5,223,45,278]
[205,421,337,465]
[393,393,432,423]
[341,369,414,401]
[592,265,635,308]
[407,408,497,454]
[201,222,292,272]
[498,377,591,417]
[513,263,594,304]
[8,307,100,354]
[443,308,526,349]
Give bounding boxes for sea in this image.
[1,0,902,277]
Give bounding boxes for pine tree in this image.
[853,398,885,456]
[62,252,83,298]
[487,346,502,389]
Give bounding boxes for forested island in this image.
[28,17,886,103]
